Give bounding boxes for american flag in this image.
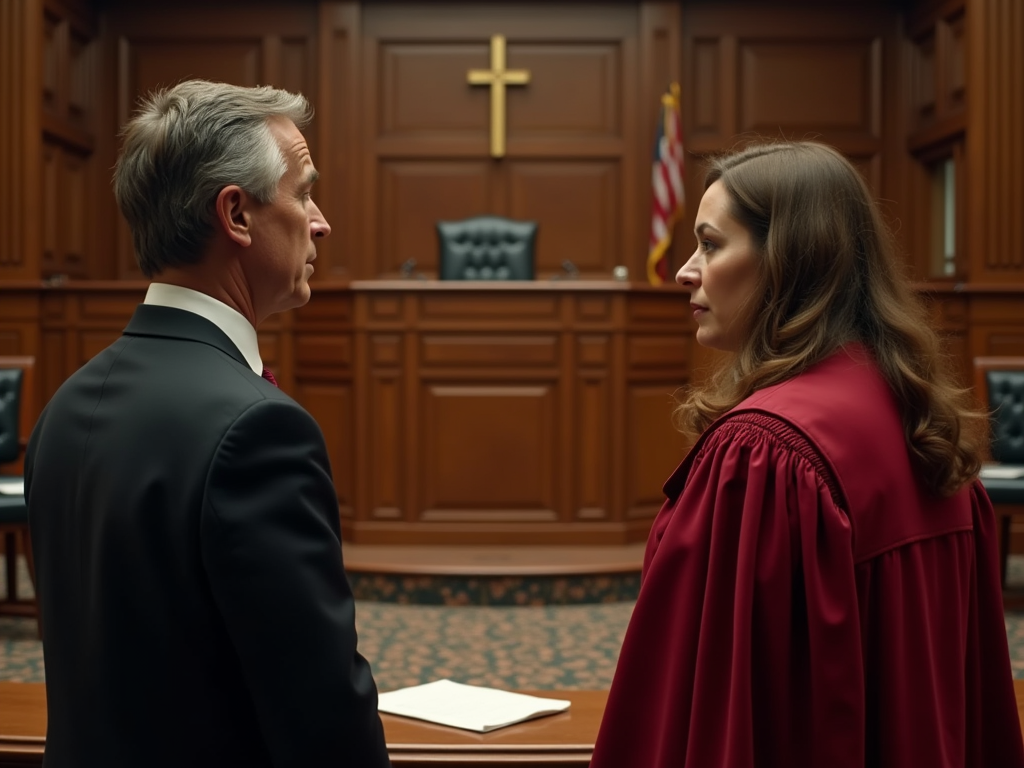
[647,83,685,286]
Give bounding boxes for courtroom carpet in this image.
[5,556,1024,690]
[0,555,632,690]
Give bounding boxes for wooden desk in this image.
[333,280,691,546]
[8,680,1024,765]
[0,682,604,767]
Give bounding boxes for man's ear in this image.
[215,185,253,247]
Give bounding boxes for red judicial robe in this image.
[591,346,1024,768]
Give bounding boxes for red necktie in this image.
[261,367,279,387]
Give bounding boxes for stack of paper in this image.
[377,679,571,733]
[980,464,1024,480]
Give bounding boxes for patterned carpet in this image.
[0,605,633,691]
[0,556,633,690]
[5,557,1024,691]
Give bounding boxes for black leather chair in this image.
[0,356,38,632]
[974,356,1024,597]
[436,216,537,280]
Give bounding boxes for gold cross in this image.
[467,35,530,158]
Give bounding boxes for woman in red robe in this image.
[590,141,1024,767]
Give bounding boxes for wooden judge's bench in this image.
[289,280,692,546]
[4,279,692,547]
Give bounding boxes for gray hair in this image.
[113,80,312,277]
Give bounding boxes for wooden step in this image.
[341,544,645,605]
[342,543,645,577]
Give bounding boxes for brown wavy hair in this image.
[675,140,984,497]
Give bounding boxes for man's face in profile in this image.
[245,116,330,321]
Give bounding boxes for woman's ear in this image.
[215,185,252,247]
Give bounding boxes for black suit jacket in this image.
[26,305,390,767]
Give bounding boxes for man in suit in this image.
[26,80,391,767]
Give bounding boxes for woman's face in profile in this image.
[676,180,761,352]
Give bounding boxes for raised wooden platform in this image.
[342,544,645,577]
[341,544,645,606]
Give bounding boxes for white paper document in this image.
[0,479,24,495]
[376,679,571,733]
[980,464,1024,480]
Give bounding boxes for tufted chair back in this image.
[986,370,1024,464]
[437,216,537,280]
[973,356,1024,598]
[0,368,23,466]
[0,356,37,633]
[975,357,1024,464]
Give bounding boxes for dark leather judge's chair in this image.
[436,215,537,280]
[974,356,1024,604]
[0,356,39,633]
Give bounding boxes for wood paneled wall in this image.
[30,0,684,284]
[2,1,1020,283]
[0,0,44,282]
[680,2,904,203]
[1,0,1023,540]
[968,0,1024,284]
[360,5,636,278]
[339,2,682,280]
[41,0,99,279]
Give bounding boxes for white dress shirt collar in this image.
[143,283,263,375]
